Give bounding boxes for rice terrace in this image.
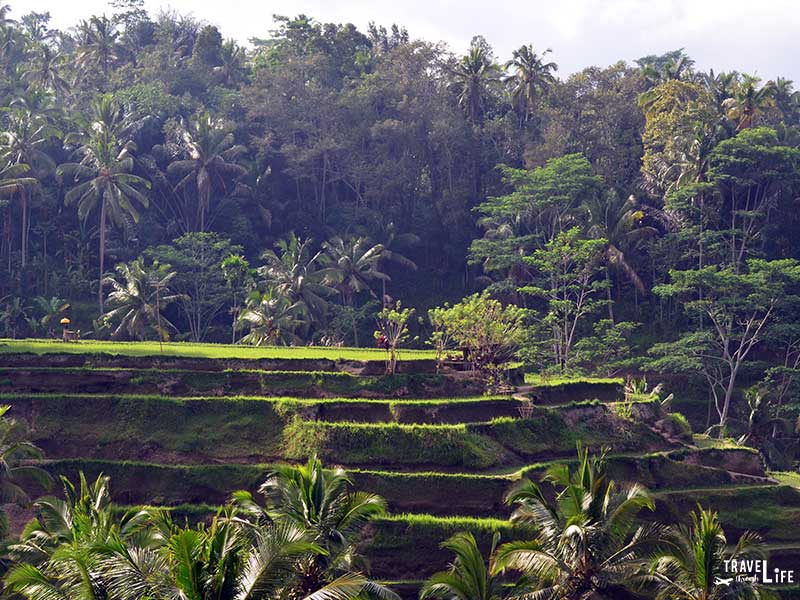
[2,0,800,598]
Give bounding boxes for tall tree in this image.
[0,108,59,268]
[504,45,557,125]
[58,95,151,312]
[165,112,249,232]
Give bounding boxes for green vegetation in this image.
[0,338,436,361]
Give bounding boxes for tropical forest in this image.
[0,0,798,598]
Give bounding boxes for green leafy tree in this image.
[428,292,526,385]
[32,295,70,337]
[374,301,415,374]
[471,154,603,299]
[75,15,122,87]
[651,259,800,433]
[723,75,776,131]
[1,108,59,268]
[520,227,608,372]
[148,232,242,342]
[222,253,254,344]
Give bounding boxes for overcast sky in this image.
[14,0,800,82]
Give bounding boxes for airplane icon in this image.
[714,577,734,586]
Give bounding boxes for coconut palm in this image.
[22,45,70,95]
[495,446,665,600]
[101,258,181,341]
[166,112,249,232]
[238,288,306,346]
[449,45,502,126]
[215,38,248,87]
[75,15,122,84]
[0,150,37,268]
[0,295,32,338]
[235,455,398,600]
[421,532,522,600]
[6,472,152,599]
[1,109,59,267]
[321,236,388,307]
[58,94,150,313]
[258,233,335,329]
[32,295,70,336]
[646,506,768,600]
[504,45,557,125]
[585,192,659,320]
[723,75,776,131]
[0,405,50,539]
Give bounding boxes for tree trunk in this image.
[21,191,28,268]
[99,198,107,314]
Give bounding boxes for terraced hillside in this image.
[2,342,800,598]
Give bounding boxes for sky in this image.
[15,0,800,82]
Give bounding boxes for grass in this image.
[771,471,800,489]
[0,338,436,361]
[523,374,624,386]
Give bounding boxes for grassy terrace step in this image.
[519,376,624,405]
[0,367,481,398]
[650,484,800,543]
[7,393,671,467]
[0,339,436,362]
[30,447,768,516]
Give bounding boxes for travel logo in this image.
[719,560,796,586]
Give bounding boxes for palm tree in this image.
[75,15,122,86]
[321,236,388,307]
[101,258,181,341]
[0,405,50,538]
[321,236,388,345]
[0,150,37,269]
[772,77,798,123]
[722,75,776,130]
[1,108,59,267]
[6,472,150,599]
[22,45,70,95]
[646,506,768,600]
[238,288,306,346]
[258,233,335,329]
[166,112,249,232]
[57,95,150,313]
[585,193,659,320]
[215,38,248,87]
[421,532,519,600]
[0,295,32,338]
[449,44,502,126]
[374,221,419,301]
[32,295,70,337]
[236,456,397,600]
[495,446,665,600]
[504,45,557,125]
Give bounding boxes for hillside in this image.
[3,342,799,598]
